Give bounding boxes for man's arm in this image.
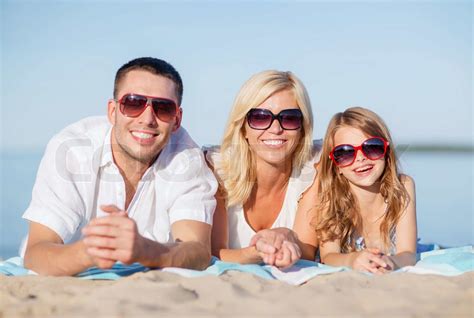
[82,206,212,270]
[23,222,114,276]
[150,219,211,270]
[21,128,107,276]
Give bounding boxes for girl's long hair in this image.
[314,107,409,252]
[219,70,314,208]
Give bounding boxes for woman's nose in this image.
[267,118,283,134]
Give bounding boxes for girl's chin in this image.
[348,178,382,190]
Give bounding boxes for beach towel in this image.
[1,246,472,285]
[0,257,344,284]
[398,246,473,276]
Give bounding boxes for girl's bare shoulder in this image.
[399,174,415,187]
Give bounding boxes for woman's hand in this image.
[273,240,301,269]
[250,228,302,268]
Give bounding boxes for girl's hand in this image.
[378,255,396,272]
[350,248,388,274]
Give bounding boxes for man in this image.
[22,57,217,276]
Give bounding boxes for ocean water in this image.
[0,150,472,259]
[398,151,473,248]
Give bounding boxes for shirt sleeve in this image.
[202,145,224,184]
[160,147,218,226]
[22,134,87,243]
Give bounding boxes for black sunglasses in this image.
[246,108,303,130]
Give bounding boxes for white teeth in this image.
[263,140,284,146]
[355,166,372,172]
[131,132,154,139]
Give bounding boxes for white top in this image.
[22,116,217,255]
[205,140,322,249]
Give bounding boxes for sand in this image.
[1,271,473,317]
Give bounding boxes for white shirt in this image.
[22,116,217,254]
[205,141,322,249]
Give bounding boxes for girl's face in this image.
[332,126,386,189]
[244,89,302,170]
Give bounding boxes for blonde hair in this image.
[219,70,314,207]
[314,107,409,252]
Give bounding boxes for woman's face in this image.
[333,126,386,189]
[244,89,302,170]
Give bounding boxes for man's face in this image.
[108,69,182,168]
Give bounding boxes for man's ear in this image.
[107,99,117,125]
[172,107,183,132]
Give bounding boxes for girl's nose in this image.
[355,148,366,162]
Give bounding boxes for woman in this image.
[205,70,320,268]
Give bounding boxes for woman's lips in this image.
[261,139,287,148]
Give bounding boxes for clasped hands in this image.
[350,248,396,274]
[249,227,302,269]
[81,205,145,269]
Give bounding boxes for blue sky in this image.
[1,0,472,151]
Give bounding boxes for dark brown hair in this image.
[113,57,183,105]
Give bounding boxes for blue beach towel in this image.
[398,246,473,276]
[1,246,472,285]
[0,256,344,284]
[0,257,35,276]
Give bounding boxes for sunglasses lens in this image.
[151,99,177,122]
[280,109,303,130]
[121,94,148,117]
[332,145,356,166]
[247,109,273,130]
[362,138,386,160]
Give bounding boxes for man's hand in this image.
[249,227,301,269]
[82,205,145,267]
[78,240,115,270]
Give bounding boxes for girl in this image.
[309,107,417,273]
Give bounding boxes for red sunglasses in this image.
[329,137,389,167]
[115,93,179,123]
